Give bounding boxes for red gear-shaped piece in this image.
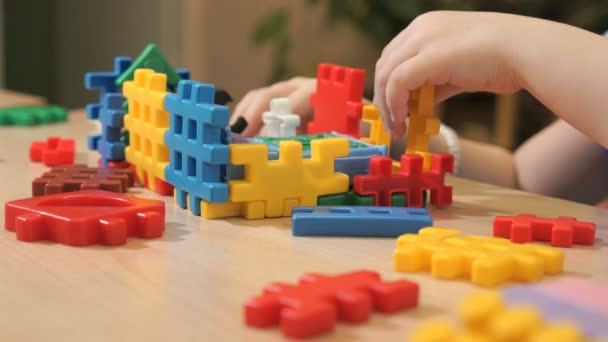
[493,214,596,247]
[29,136,75,166]
[244,270,418,339]
[307,63,365,138]
[354,154,453,207]
[4,190,165,247]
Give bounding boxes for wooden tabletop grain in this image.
[0,110,606,342]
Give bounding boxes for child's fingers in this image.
[435,84,463,103]
[287,79,316,122]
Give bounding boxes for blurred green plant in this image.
[252,1,608,83]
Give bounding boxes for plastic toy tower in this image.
[114,43,181,88]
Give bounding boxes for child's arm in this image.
[374,11,608,147]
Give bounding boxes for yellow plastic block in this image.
[200,200,243,219]
[406,85,440,170]
[123,68,170,193]
[409,292,587,342]
[361,104,391,149]
[229,138,349,219]
[394,227,564,287]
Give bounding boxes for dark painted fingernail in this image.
[230,116,248,134]
[214,88,233,105]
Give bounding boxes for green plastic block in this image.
[0,105,68,126]
[255,133,368,151]
[115,43,181,87]
[318,190,427,207]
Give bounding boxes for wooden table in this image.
[0,111,606,341]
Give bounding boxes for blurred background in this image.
[3,0,608,151]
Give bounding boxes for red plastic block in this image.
[4,190,165,247]
[244,270,418,339]
[29,136,75,166]
[493,214,596,247]
[307,63,365,138]
[354,154,453,207]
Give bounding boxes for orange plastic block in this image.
[394,227,564,287]
[123,68,173,195]
[361,104,391,149]
[4,190,164,247]
[409,292,587,342]
[406,85,440,170]
[228,138,350,219]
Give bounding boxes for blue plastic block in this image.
[292,206,432,237]
[84,56,132,121]
[97,93,127,166]
[164,80,230,215]
[503,285,608,337]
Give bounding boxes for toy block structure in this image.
[307,63,365,138]
[123,69,173,195]
[504,278,608,337]
[292,206,432,237]
[405,84,440,170]
[394,227,564,287]
[493,214,596,247]
[32,165,134,196]
[0,105,67,126]
[4,190,164,247]
[29,137,75,166]
[262,97,300,137]
[360,104,391,150]
[84,56,132,123]
[354,153,453,207]
[89,93,128,166]
[164,80,231,215]
[409,292,589,342]
[115,43,182,88]
[245,270,419,339]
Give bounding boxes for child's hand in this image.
[374,11,524,137]
[231,77,316,136]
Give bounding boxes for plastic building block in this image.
[317,191,374,206]
[84,56,132,121]
[29,137,75,166]
[228,138,350,219]
[123,68,173,195]
[394,227,564,287]
[354,154,453,207]
[115,44,181,88]
[4,190,164,247]
[406,85,440,170]
[230,116,248,134]
[360,104,391,149]
[244,270,419,339]
[292,206,432,237]
[0,105,68,126]
[92,93,129,166]
[164,80,230,215]
[503,283,608,337]
[32,165,134,196]
[409,291,588,342]
[307,63,365,138]
[262,97,301,137]
[493,214,595,247]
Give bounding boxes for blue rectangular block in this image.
[292,206,432,237]
[503,285,608,337]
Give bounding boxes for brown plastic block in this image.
[32,165,135,197]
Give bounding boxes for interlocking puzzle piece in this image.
[307,63,365,138]
[4,190,164,247]
[89,93,129,166]
[354,154,453,207]
[262,97,301,137]
[84,56,132,121]
[164,80,230,215]
[229,138,350,219]
[361,104,391,149]
[0,105,68,126]
[493,214,596,247]
[317,190,425,207]
[115,44,181,88]
[123,68,173,195]
[32,165,134,197]
[29,137,75,166]
[394,227,564,287]
[245,270,419,339]
[504,282,608,337]
[409,291,588,342]
[292,206,432,237]
[406,85,440,170]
